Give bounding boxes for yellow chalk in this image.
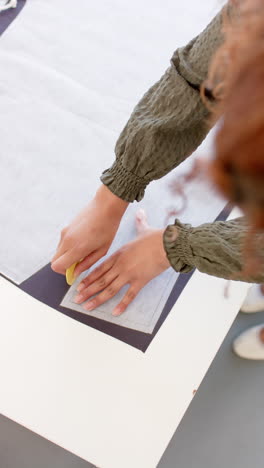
[66,258,83,286]
[66,262,78,286]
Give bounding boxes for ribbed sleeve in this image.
[100,9,225,202]
[163,217,264,283]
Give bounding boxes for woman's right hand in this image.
[51,184,129,278]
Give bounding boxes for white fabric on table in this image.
[0,0,221,284]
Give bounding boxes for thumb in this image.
[51,249,83,275]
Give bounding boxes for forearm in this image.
[95,184,129,217]
[163,217,264,283]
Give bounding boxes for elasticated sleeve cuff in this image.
[163,219,195,273]
[100,159,150,202]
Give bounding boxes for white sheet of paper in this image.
[0,0,221,284]
[60,205,179,333]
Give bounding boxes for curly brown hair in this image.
[204,0,264,230]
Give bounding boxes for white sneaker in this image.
[240,284,264,313]
[233,325,264,360]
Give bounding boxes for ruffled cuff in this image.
[162,218,195,273]
[100,159,150,203]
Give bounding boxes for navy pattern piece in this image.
[19,204,232,352]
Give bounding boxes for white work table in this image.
[0,208,249,467]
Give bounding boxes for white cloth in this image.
[0,0,222,293]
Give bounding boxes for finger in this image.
[81,276,124,311]
[112,284,140,316]
[74,269,119,304]
[51,241,63,261]
[76,254,117,292]
[74,248,105,278]
[51,249,82,275]
[51,229,67,263]
[51,246,67,264]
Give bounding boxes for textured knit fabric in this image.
[163,217,264,283]
[100,6,264,283]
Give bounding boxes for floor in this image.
[1,309,263,468]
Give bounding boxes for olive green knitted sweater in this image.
[100,8,264,283]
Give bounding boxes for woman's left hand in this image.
[74,209,175,316]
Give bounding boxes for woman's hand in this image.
[74,209,174,316]
[51,184,129,276]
